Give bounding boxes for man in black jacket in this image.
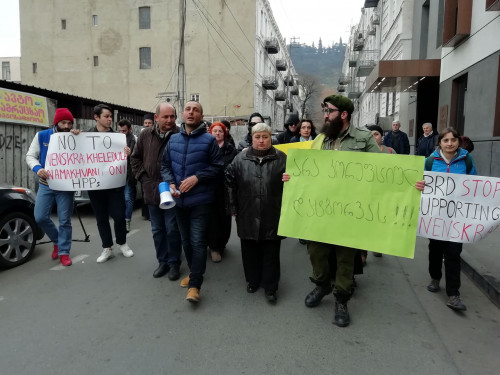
[131,103,182,280]
[276,113,299,144]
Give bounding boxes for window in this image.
[93,56,99,67]
[139,7,151,29]
[442,0,472,47]
[2,61,11,80]
[190,93,200,102]
[92,14,98,26]
[32,62,37,74]
[450,73,467,134]
[139,47,151,69]
[61,19,66,30]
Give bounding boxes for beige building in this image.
[1,57,21,82]
[19,0,301,130]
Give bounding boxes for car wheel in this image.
[0,212,37,268]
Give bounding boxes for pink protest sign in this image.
[45,132,127,191]
[418,171,500,243]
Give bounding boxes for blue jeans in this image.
[148,204,182,267]
[34,183,74,255]
[175,204,211,289]
[124,182,136,221]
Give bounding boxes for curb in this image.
[461,253,500,309]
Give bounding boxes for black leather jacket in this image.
[225,147,286,240]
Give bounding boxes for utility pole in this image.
[178,0,186,113]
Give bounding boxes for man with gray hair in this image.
[415,122,438,157]
[383,120,410,154]
[131,102,182,280]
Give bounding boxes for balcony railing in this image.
[353,32,365,51]
[356,50,379,77]
[348,80,362,99]
[284,76,294,86]
[264,37,280,54]
[274,90,286,101]
[372,10,380,25]
[275,59,287,71]
[349,52,358,67]
[337,85,346,93]
[338,75,351,85]
[290,87,299,95]
[262,76,278,90]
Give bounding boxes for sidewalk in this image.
[459,227,500,308]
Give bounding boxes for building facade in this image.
[19,0,301,131]
[1,57,21,82]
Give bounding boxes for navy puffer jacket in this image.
[161,123,223,207]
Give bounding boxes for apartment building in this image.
[1,57,21,82]
[19,0,301,130]
[344,0,499,175]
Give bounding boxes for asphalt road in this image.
[1,206,499,375]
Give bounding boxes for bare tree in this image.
[299,74,320,121]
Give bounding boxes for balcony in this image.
[275,59,287,71]
[284,76,294,86]
[371,10,380,25]
[274,90,286,101]
[338,75,351,85]
[290,86,299,95]
[353,32,365,51]
[262,76,278,90]
[368,26,376,36]
[348,80,362,99]
[356,50,379,77]
[264,37,280,54]
[337,85,346,93]
[364,0,380,7]
[349,52,358,67]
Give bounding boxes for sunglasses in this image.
[248,122,258,126]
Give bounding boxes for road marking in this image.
[50,254,90,271]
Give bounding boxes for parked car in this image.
[0,184,45,268]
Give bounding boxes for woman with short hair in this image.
[226,123,287,303]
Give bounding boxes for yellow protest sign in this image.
[274,141,313,155]
[278,149,425,258]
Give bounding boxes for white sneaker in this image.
[97,247,114,263]
[120,243,134,258]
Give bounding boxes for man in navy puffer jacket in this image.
[161,101,223,303]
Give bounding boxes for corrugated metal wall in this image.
[0,121,45,190]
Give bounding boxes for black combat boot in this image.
[305,281,333,308]
[333,293,351,327]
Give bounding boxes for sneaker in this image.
[125,220,131,233]
[51,245,59,260]
[180,276,190,288]
[210,250,222,263]
[59,255,72,266]
[427,279,440,293]
[265,290,278,303]
[186,288,200,302]
[120,243,134,258]
[447,295,467,311]
[97,247,114,263]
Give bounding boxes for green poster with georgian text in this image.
[278,149,425,258]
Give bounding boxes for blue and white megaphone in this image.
[159,182,176,209]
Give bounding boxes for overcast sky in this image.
[0,0,364,57]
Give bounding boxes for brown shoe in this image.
[186,288,200,303]
[180,276,190,288]
[210,250,222,263]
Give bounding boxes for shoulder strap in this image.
[465,154,473,174]
[425,156,433,171]
[388,147,393,154]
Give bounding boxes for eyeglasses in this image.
[248,122,258,126]
[321,107,340,115]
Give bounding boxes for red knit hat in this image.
[209,122,228,139]
[53,108,74,125]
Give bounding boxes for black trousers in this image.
[207,200,232,251]
[88,187,127,248]
[428,239,463,296]
[240,239,281,292]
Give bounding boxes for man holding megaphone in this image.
[131,103,182,280]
